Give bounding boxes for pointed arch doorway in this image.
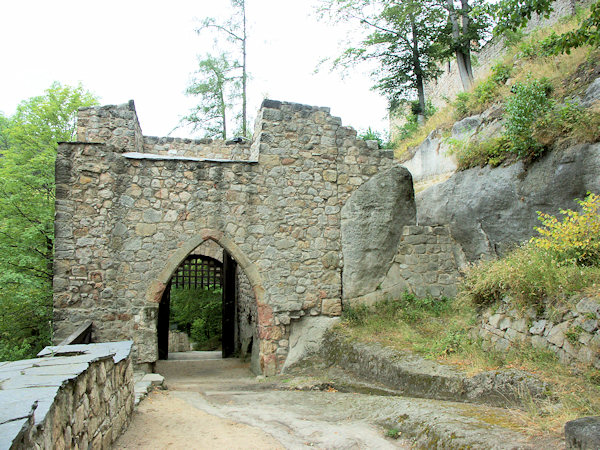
[156,238,256,362]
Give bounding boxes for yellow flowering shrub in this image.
[531,193,600,266]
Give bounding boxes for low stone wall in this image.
[0,342,134,449]
[168,331,191,353]
[478,297,600,369]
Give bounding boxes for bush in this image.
[463,195,600,308]
[358,127,391,148]
[450,136,512,170]
[505,77,554,158]
[532,101,600,147]
[461,244,600,308]
[392,100,437,141]
[531,192,600,266]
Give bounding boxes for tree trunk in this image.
[460,0,474,82]
[241,0,247,138]
[446,0,473,91]
[411,14,426,123]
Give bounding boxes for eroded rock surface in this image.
[417,142,600,261]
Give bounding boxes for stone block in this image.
[547,322,570,347]
[498,317,512,331]
[529,320,547,335]
[322,298,342,316]
[488,313,504,328]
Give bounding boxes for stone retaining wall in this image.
[478,296,600,369]
[1,342,134,449]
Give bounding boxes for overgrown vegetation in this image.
[395,4,600,168]
[340,198,600,435]
[169,287,223,350]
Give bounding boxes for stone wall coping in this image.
[122,151,258,164]
[37,340,133,364]
[0,341,133,447]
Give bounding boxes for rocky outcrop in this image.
[402,106,504,183]
[417,142,600,261]
[341,166,416,300]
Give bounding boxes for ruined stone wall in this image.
[142,136,252,160]
[478,297,600,369]
[54,99,394,375]
[345,225,464,305]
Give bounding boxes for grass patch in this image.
[460,245,600,310]
[338,292,600,436]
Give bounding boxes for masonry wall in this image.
[478,296,600,369]
[346,225,464,306]
[53,100,394,375]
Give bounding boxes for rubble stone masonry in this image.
[53,100,396,375]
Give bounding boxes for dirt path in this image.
[114,352,408,449]
[115,352,549,449]
[114,390,283,449]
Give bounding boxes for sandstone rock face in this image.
[341,166,416,300]
[401,131,458,183]
[417,143,600,261]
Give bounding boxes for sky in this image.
[0,0,390,139]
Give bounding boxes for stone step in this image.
[133,372,166,405]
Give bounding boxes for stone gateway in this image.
[53,100,462,374]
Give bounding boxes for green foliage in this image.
[385,428,401,439]
[196,0,249,137]
[170,287,223,350]
[461,244,600,308]
[393,100,437,141]
[321,0,447,112]
[0,83,97,361]
[531,193,600,266]
[495,0,555,35]
[505,77,553,158]
[452,63,513,119]
[496,0,600,55]
[358,127,392,149]
[541,1,600,55]
[532,101,600,148]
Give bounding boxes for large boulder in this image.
[417,143,600,261]
[341,166,416,300]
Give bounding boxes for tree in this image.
[196,0,249,137]
[182,54,241,139]
[440,0,496,91]
[319,0,446,119]
[0,82,98,360]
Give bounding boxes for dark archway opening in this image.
[157,244,255,361]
